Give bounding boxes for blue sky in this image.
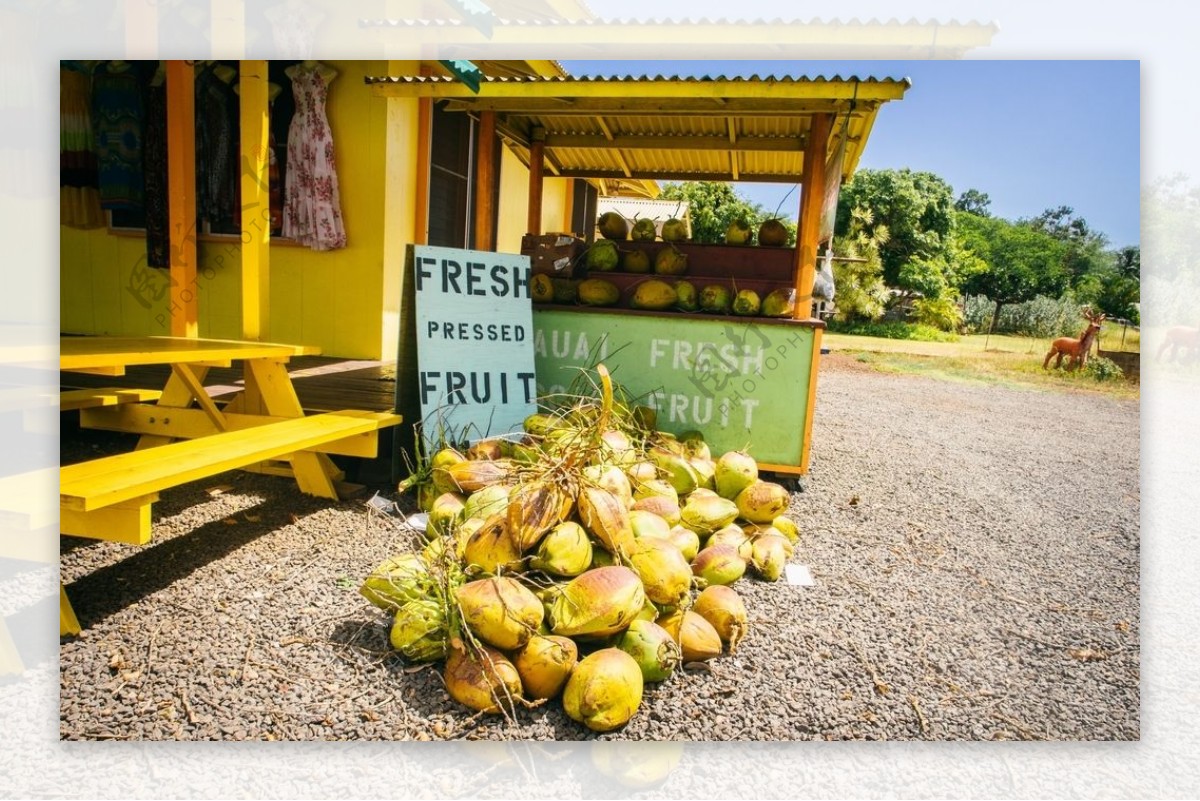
[559,60,1140,249]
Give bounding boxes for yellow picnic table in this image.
[59,335,401,634]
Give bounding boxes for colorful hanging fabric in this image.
[60,66,104,227]
[282,65,347,251]
[195,64,239,232]
[91,63,144,211]
[142,76,169,268]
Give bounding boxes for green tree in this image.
[955,188,992,217]
[1022,205,1109,286]
[658,181,796,245]
[957,210,1070,335]
[835,168,957,299]
[830,206,889,322]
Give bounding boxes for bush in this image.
[961,294,1084,337]
[1083,356,1125,383]
[962,295,995,334]
[826,320,959,342]
[910,296,964,332]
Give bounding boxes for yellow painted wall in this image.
[60,60,391,358]
[496,147,576,254]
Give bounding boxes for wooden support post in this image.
[415,64,434,245]
[239,59,271,340]
[474,110,496,250]
[527,127,546,237]
[794,112,833,320]
[166,60,199,337]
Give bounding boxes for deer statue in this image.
[1044,308,1105,370]
[1156,325,1200,363]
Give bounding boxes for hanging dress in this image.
[60,66,104,227]
[282,66,346,251]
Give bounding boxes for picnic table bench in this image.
[59,336,402,634]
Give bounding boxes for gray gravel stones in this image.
[59,354,1139,740]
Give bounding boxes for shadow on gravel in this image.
[61,499,271,629]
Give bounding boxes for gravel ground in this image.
[58,354,1140,742]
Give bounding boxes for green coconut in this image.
[456,576,544,650]
[616,619,681,682]
[529,521,593,577]
[661,218,688,242]
[648,447,700,496]
[674,280,699,312]
[360,553,437,612]
[691,544,747,587]
[462,484,509,523]
[629,509,672,541]
[430,448,468,495]
[758,218,789,247]
[630,278,679,311]
[750,534,790,582]
[772,515,800,544]
[680,494,740,536]
[589,547,616,569]
[653,243,688,276]
[551,278,579,303]
[761,287,797,317]
[725,218,753,245]
[631,217,658,241]
[585,239,620,271]
[622,248,652,273]
[389,598,448,662]
[583,464,634,509]
[562,648,644,732]
[577,277,621,306]
[597,211,629,241]
[732,289,762,316]
[632,478,678,504]
[707,523,752,561]
[735,480,791,523]
[715,450,759,500]
[550,566,646,639]
[699,284,733,314]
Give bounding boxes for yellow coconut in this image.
[584,464,634,509]
[446,459,516,493]
[529,520,593,577]
[443,641,524,715]
[427,492,466,539]
[466,438,505,461]
[690,544,747,586]
[550,566,646,638]
[772,515,800,544]
[666,525,701,561]
[616,619,681,682]
[656,609,723,663]
[706,523,752,561]
[513,635,578,700]
[648,447,700,496]
[562,648,644,732]
[735,480,791,523]
[750,534,790,582]
[631,495,682,527]
[688,457,716,491]
[430,448,468,495]
[578,486,636,559]
[632,478,678,504]
[628,537,693,608]
[691,585,748,652]
[462,514,524,574]
[626,461,660,486]
[507,479,573,552]
[455,576,544,650]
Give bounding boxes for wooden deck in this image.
[59,356,399,414]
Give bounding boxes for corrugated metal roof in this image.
[367,72,908,186]
[360,17,997,29]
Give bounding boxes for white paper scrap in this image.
[785,564,815,586]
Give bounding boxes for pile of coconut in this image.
[361,366,798,732]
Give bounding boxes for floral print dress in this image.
[283,66,346,251]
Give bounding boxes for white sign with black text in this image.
[413,244,537,447]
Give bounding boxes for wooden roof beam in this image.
[557,169,810,184]
[727,117,739,180]
[544,133,805,152]
[594,116,632,179]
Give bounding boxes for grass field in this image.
[823,329,1140,398]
